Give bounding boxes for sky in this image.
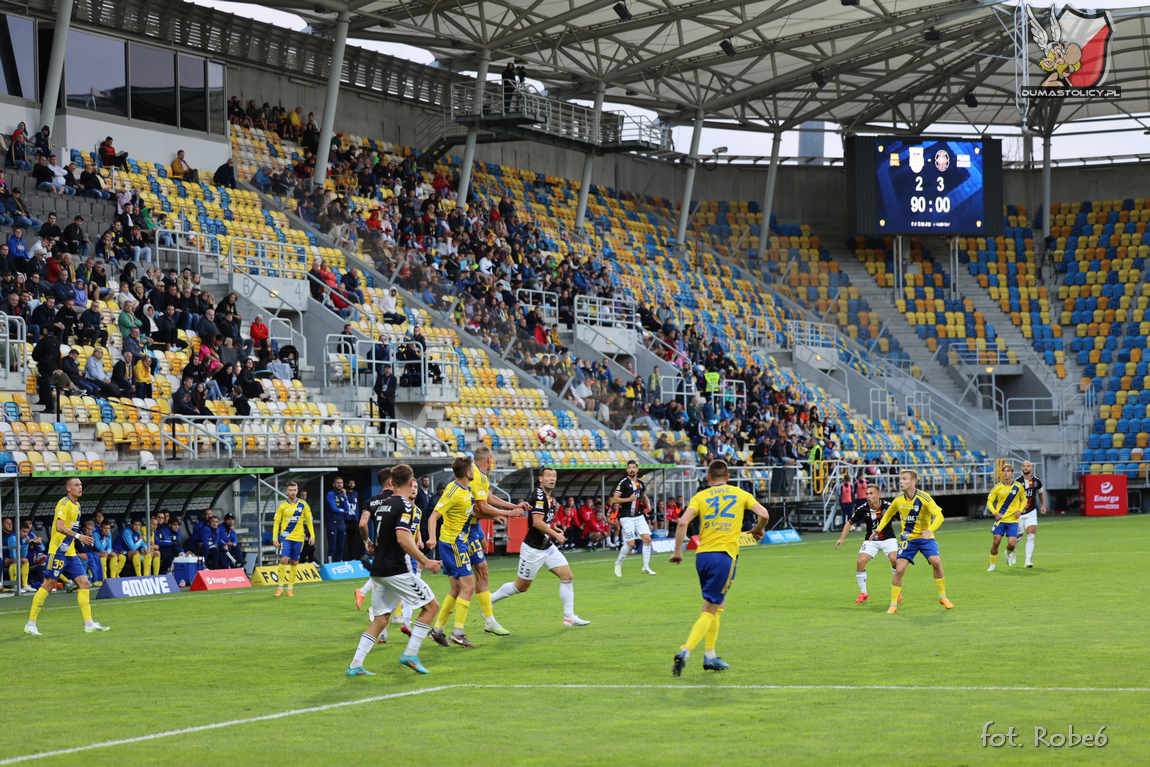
[190,0,1149,164]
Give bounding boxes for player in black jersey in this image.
[355,467,393,614]
[346,464,443,677]
[611,459,655,578]
[1019,460,1046,567]
[835,484,899,604]
[491,467,590,627]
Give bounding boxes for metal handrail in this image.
[516,288,559,326]
[0,313,28,387]
[575,295,637,329]
[324,335,460,397]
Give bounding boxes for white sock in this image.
[615,546,628,566]
[559,579,575,619]
[642,543,651,569]
[704,650,717,660]
[856,571,867,594]
[891,566,897,576]
[404,621,430,656]
[351,631,375,668]
[1025,534,1035,562]
[492,582,520,603]
[359,579,372,597]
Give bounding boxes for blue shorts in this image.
[46,554,88,582]
[696,551,737,605]
[992,522,1019,538]
[280,539,303,561]
[438,539,473,579]
[897,537,940,563]
[466,527,487,565]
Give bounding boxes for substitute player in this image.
[874,470,953,614]
[835,484,898,603]
[23,478,110,635]
[346,464,443,676]
[490,467,590,626]
[1019,460,1045,567]
[987,463,1027,571]
[669,460,769,676]
[272,482,315,596]
[468,446,530,634]
[612,459,656,577]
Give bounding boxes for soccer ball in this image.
[536,424,559,445]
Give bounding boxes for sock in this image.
[131,554,142,576]
[143,554,153,576]
[642,544,651,569]
[934,578,947,598]
[890,585,902,607]
[152,555,161,575]
[476,590,494,619]
[277,563,287,586]
[891,566,897,576]
[1025,533,1035,562]
[453,599,470,633]
[113,555,126,577]
[492,582,520,603]
[616,546,628,566]
[351,631,376,668]
[8,563,14,582]
[359,579,372,597]
[704,608,723,657]
[78,588,92,622]
[29,587,49,621]
[856,571,867,594]
[989,554,997,566]
[682,612,714,653]
[288,564,297,588]
[559,579,575,618]
[22,562,30,587]
[404,621,430,656]
[434,595,456,630]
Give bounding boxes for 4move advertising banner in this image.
[1079,474,1128,516]
[95,575,181,600]
[190,569,252,591]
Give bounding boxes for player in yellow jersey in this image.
[468,446,530,636]
[24,477,110,635]
[669,460,770,676]
[272,482,315,597]
[426,456,478,647]
[986,463,1028,571]
[874,470,953,614]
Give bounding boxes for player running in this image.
[874,470,953,614]
[355,467,393,616]
[490,467,590,626]
[271,482,315,596]
[612,459,656,577]
[467,446,530,635]
[835,483,898,603]
[1018,460,1045,567]
[669,460,770,676]
[346,464,443,676]
[986,463,1027,571]
[24,477,110,635]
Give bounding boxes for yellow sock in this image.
[476,590,493,618]
[989,554,997,565]
[934,578,947,598]
[29,587,49,621]
[435,595,457,630]
[890,585,902,607]
[116,554,127,577]
[109,555,120,577]
[453,599,470,632]
[7,563,14,582]
[152,555,161,575]
[277,563,287,586]
[131,553,142,577]
[20,563,28,587]
[705,608,723,652]
[78,588,92,622]
[143,554,153,576]
[682,612,714,652]
[288,564,297,589]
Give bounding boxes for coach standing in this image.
[325,476,350,562]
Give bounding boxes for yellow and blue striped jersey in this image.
[877,490,944,540]
[50,496,81,557]
[687,484,761,558]
[273,500,314,542]
[436,481,474,542]
[987,481,1027,524]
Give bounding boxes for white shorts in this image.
[370,573,435,616]
[517,543,569,581]
[1020,511,1038,529]
[620,516,652,541]
[859,538,898,559]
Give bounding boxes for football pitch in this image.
[1,514,1147,766]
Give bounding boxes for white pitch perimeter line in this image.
[3,682,1148,764]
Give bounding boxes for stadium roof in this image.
[260,0,1150,135]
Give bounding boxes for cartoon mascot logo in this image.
[1027,4,1114,89]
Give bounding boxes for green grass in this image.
[2,514,1148,766]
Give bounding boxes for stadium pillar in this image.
[574,81,606,235]
[313,11,350,191]
[675,109,705,250]
[456,51,491,212]
[39,0,74,134]
[760,131,782,243]
[1041,134,1052,242]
